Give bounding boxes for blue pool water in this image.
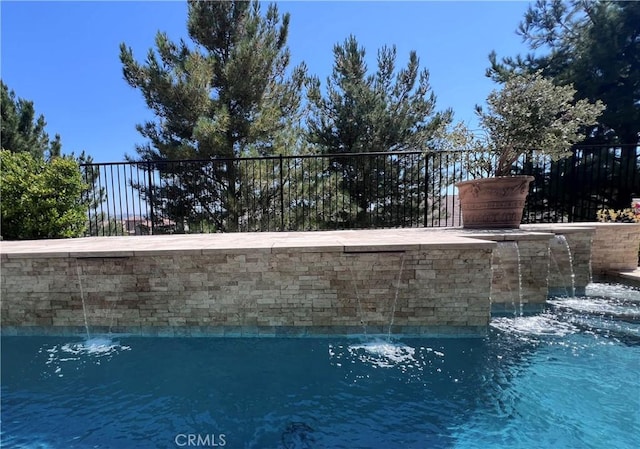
[1,283,639,449]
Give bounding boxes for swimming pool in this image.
[2,282,639,449]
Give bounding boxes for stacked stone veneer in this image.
[0,243,495,336]
[515,224,640,297]
[466,232,552,314]
[523,223,640,280]
[538,228,594,296]
[590,223,640,275]
[3,223,638,336]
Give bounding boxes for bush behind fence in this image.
[82,145,639,236]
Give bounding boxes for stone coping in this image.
[463,231,554,241]
[4,223,628,259]
[524,222,640,228]
[522,223,601,233]
[520,221,640,234]
[0,228,498,259]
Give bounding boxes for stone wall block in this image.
[1,239,500,334]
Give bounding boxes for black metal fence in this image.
[81,145,639,236]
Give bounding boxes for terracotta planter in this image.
[455,176,534,229]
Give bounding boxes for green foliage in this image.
[120,0,305,231]
[1,80,104,225]
[1,80,61,159]
[472,71,604,176]
[487,1,639,211]
[488,0,639,146]
[305,35,452,227]
[306,35,451,154]
[1,150,89,239]
[596,208,640,224]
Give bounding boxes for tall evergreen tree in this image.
[488,0,639,146]
[487,0,640,213]
[120,0,305,231]
[1,80,61,160]
[306,36,453,227]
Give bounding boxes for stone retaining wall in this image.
[547,228,594,296]
[523,222,640,279]
[1,243,495,336]
[466,232,552,314]
[3,224,638,336]
[589,223,640,275]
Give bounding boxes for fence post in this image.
[423,152,429,227]
[568,150,577,223]
[279,154,285,231]
[147,161,155,235]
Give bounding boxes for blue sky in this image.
[1,1,533,162]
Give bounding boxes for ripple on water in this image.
[490,313,578,338]
[40,336,131,377]
[549,297,640,319]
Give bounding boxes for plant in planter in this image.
[454,71,605,229]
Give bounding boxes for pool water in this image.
[1,283,639,449]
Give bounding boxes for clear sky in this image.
[1,0,534,163]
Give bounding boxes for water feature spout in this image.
[491,241,523,317]
[347,264,368,335]
[387,253,406,339]
[514,242,524,317]
[75,260,91,340]
[346,252,406,337]
[549,235,576,297]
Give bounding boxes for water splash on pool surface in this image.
[585,282,640,302]
[348,340,420,368]
[490,313,578,337]
[549,296,640,319]
[491,283,640,345]
[328,339,453,384]
[548,300,640,344]
[40,336,131,377]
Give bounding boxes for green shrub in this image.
[1,150,89,239]
[596,208,640,223]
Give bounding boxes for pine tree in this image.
[1,80,61,160]
[488,0,639,146]
[488,0,640,213]
[305,36,452,227]
[120,0,305,231]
